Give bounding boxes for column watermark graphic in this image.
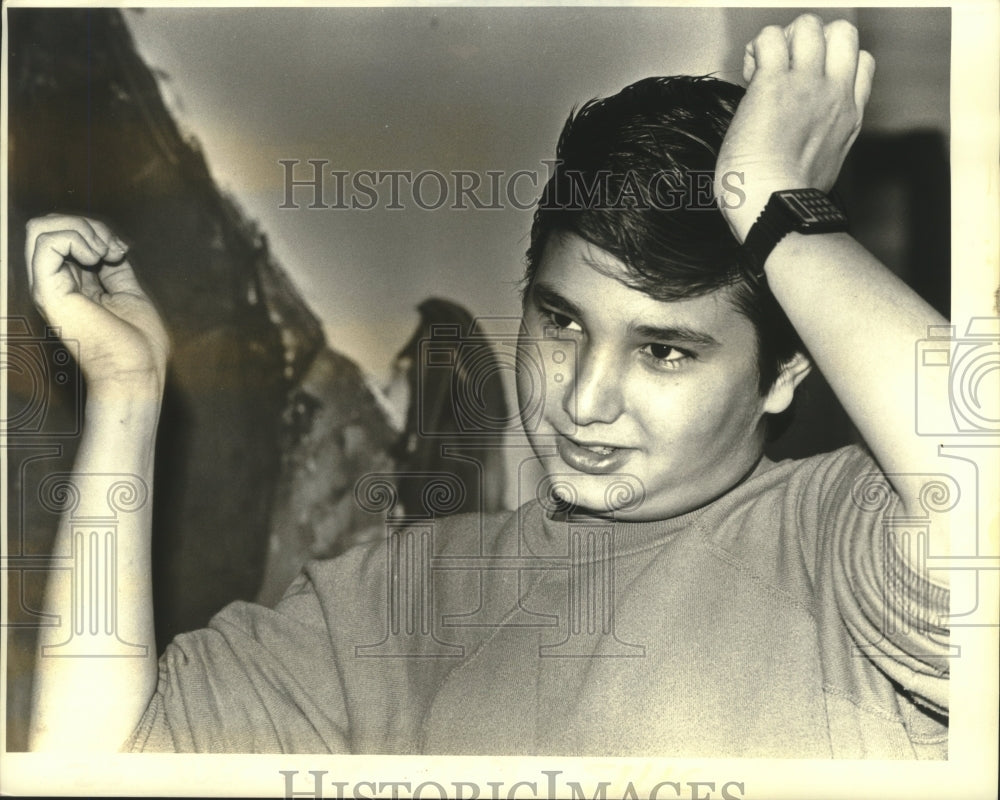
[851,472,959,656]
[354,472,465,658]
[353,468,647,660]
[35,473,150,657]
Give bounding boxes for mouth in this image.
[574,442,617,455]
[555,433,632,474]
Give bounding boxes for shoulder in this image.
[300,507,521,586]
[758,443,879,484]
[696,444,887,576]
[698,444,880,525]
[746,444,886,514]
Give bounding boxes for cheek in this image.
[515,337,559,431]
[520,333,571,404]
[706,374,767,444]
[638,371,763,448]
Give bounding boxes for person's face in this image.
[518,232,797,521]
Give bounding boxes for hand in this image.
[715,15,876,241]
[25,214,170,396]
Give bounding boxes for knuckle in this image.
[26,216,53,237]
[827,19,858,38]
[41,230,70,248]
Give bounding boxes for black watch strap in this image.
[738,188,849,286]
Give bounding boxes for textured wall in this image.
[5,8,394,749]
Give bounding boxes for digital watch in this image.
[739,188,849,286]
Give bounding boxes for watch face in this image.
[776,188,849,231]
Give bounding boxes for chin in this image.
[537,471,648,518]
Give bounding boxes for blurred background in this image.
[5,6,949,750]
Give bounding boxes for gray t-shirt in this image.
[127,445,949,757]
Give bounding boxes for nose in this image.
[561,343,624,426]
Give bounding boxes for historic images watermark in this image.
[277,159,748,212]
[279,769,746,800]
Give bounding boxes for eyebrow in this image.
[629,322,721,349]
[528,282,586,321]
[529,281,722,349]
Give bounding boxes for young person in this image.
[27,15,950,757]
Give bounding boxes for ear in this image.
[762,352,812,415]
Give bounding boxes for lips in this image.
[555,433,632,474]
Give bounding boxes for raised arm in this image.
[26,215,169,750]
[715,16,951,540]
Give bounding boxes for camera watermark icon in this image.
[416,317,575,438]
[1,318,83,437]
[915,317,1000,436]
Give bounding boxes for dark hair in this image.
[524,76,805,416]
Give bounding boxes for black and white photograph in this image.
[2,2,997,798]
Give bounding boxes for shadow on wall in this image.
[389,299,510,520]
[255,297,511,607]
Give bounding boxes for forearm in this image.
[716,15,951,526]
[763,231,949,521]
[29,380,161,751]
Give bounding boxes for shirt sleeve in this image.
[809,447,950,717]
[125,569,351,753]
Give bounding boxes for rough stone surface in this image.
[5,8,396,749]
[255,348,399,607]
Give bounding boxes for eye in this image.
[641,343,692,368]
[542,309,583,334]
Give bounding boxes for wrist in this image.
[85,370,165,404]
[717,171,806,243]
[78,390,162,478]
[85,376,165,440]
[735,188,850,284]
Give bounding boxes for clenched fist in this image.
[715,14,876,241]
[25,214,169,396]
